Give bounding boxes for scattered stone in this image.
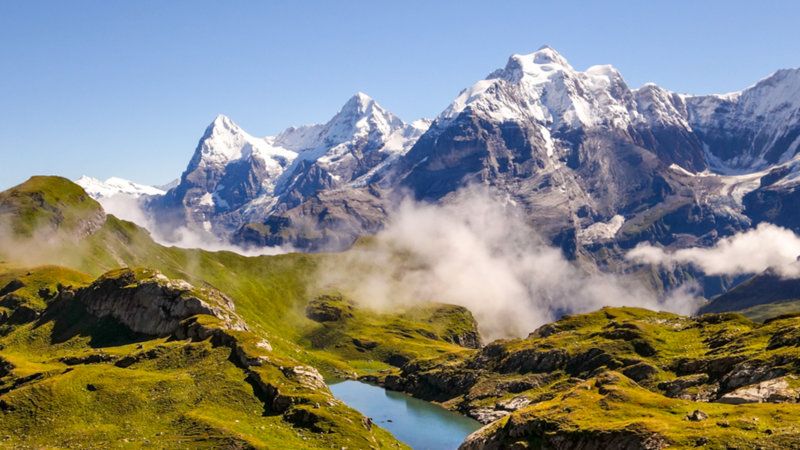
[361,417,372,430]
[687,410,708,421]
[469,407,510,424]
[352,338,378,350]
[282,366,327,391]
[496,396,532,411]
[622,362,659,382]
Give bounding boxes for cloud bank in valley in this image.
[316,186,700,340]
[97,194,288,256]
[627,223,800,278]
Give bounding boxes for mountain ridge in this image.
[73,48,800,299]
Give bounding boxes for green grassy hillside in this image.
[0,176,479,448]
[700,269,800,320]
[386,306,800,448]
[0,265,406,449]
[0,176,104,238]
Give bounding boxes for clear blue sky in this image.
[2,1,799,189]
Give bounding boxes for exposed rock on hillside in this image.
[78,268,247,336]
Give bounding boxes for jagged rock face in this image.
[148,94,426,242]
[246,47,768,256]
[85,48,800,271]
[633,84,707,171]
[743,181,800,234]
[78,268,247,336]
[233,186,391,251]
[460,418,669,450]
[273,93,421,201]
[386,48,753,261]
[397,114,550,201]
[151,115,296,235]
[686,69,800,169]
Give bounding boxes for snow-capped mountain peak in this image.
[211,113,236,130]
[194,114,296,169]
[341,91,376,115]
[76,175,165,199]
[121,46,800,255]
[500,46,575,82]
[684,67,800,169]
[440,46,634,131]
[273,93,407,158]
[633,82,691,129]
[273,93,404,153]
[317,92,405,148]
[195,114,254,165]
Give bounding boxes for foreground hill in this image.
[380,307,800,448]
[0,176,481,448]
[0,266,405,448]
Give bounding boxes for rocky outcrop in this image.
[460,417,669,450]
[304,294,354,322]
[657,374,715,400]
[0,356,13,378]
[446,329,481,349]
[78,268,247,336]
[716,377,800,404]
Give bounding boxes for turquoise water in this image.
[329,380,481,450]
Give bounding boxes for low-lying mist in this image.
[315,186,701,340]
[627,223,800,278]
[97,194,288,256]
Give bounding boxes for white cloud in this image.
[97,194,288,256]
[627,223,800,278]
[316,186,700,340]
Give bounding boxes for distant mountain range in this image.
[76,176,171,199]
[78,46,800,295]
